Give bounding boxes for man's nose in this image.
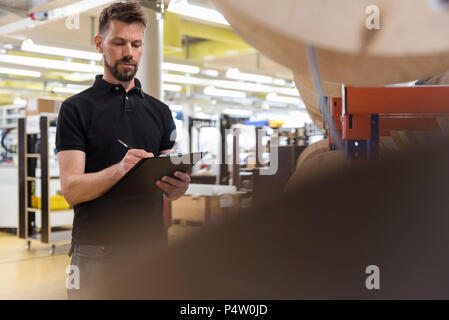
[122,43,133,57]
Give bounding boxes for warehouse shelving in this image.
[329,85,449,160]
[17,114,71,255]
[0,104,25,129]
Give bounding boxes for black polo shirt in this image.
[56,75,176,245]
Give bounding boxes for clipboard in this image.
[102,151,208,199]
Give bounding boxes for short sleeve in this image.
[56,101,86,153]
[159,107,177,152]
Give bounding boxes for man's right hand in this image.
[115,149,154,179]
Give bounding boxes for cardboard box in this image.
[26,98,63,116]
[171,193,243,224]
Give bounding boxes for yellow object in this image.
[163,11,255,60]
[269,120,285,128]
[31,195,71,211]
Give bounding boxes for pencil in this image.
[117,139,134,149]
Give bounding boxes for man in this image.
[56,1,190,299]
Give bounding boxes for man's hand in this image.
[115,149,154,180]
[156,171,190,201]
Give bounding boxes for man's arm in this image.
[58,149,154,206]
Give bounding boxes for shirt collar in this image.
[93,75,145,98]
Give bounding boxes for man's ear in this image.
[94,35,104,54]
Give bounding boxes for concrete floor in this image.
[0,224,200,300]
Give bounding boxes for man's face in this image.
[97,20,144,82]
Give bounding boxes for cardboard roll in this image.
[294,73,342,98]
[213,0,449,57]
[295,138,330,170]
[291,136,409,191]
[390,130,445,151]
[305,103,324,129]
[295,75,336,129]
[213,0,449,85]
[287,150,348,192]
[294,74,337,129]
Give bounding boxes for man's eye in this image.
[132,43,142,48]
[115,42,124,46]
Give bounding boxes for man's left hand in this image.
[156,171,190,201]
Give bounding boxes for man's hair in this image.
[98,1,147,35]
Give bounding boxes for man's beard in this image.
[104,56,138,82]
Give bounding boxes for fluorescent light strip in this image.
[22,39,102,61]
[163,73,300,97]
[223,108,253,116]
[163,84,182,92]
[20,41,201,75]
[162,62,200,74]
[204,86,246,98]
[0,54,103,73]
[226,68,273,84]
[272,79,286,86]
[14,98,27,106]
[63,72,97,82]
[276,87,300,96]
[50,84,89,94]
[168,0,229,26]
[0,17,36,36]
[52,87,84,94]
[202,69,220,77]
[66,84,90,90]
[169,105,184,111]
[266,93,300,105]
[0,66,41,77]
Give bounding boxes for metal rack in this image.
[0,104,25,130]
[17,115,71,255]
[329,85,449,160]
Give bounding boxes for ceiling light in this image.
[63,72,97,82]
[0,53,103,73]
[162,62,200,74]
[163,84,182,92]
[163,73,299,96]
[226,68,273,84]
[202,69,219,77]
[278,87,300,96]
[266,93,301,105]
[222,108,253,117]
[0,66,41,77]
[168,0,229,26]
[52,87,83,94]
[13,98,27,106]
[21,39,102,61]
[0,18,36,36]
[261,102,270,110]
[66,84,90,90]
[272,79,286,86]
[170,105,183,111]
[204,86,246,98]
